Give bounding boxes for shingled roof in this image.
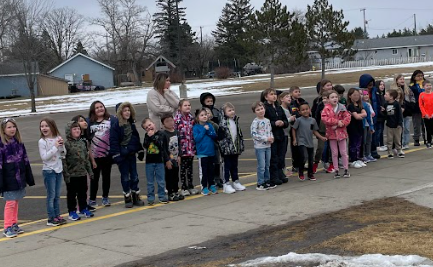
[353,34,433,51]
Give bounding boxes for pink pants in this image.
[329,139,349,171]
[4,200,19,229]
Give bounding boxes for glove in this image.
[137,151,144,161]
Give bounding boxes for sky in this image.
[55,0,433,38]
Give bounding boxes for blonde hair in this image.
[390,74,409,103]
[1,118,22,144]
[277,91,291,104]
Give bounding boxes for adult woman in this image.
[147,73,180,130]
[409,70,426,146]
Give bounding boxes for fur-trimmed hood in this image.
[116,102,136,126]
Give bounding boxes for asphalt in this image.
[1,81,432,267]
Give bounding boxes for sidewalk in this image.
[1,147,433,267]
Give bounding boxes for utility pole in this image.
[414,14,417,35]
[360,8,367,38]
[175,0,183,80]
[200,26,203,46]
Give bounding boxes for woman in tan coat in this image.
[147,73,180,129]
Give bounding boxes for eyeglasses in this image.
[2,118,15,125]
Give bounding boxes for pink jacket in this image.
[321,103,351,140]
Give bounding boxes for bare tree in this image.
[184,35,215,78]
[93,0,155,86]
[0,0,19,53]
[42,7,86,64]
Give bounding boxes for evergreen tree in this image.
[351,27,367,39]
[212,0,253,69]
[73,41,88,56]
[305,0,355,79]
[420,24,433,35]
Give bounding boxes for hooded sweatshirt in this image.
[200,92,221,125]
[359,74,380,123]
[64,122,93,180]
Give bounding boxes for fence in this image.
[316,56,433,70]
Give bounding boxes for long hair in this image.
[88,100,110,122]
[390,74,407,104]
[194,108,208,124]
[319,79,332,96]
[153,73,169,92]
[410,70,424,85]
[1,118,22,144]
[347,88,363,108]
[375,80,385,92]
[40,117,61,139]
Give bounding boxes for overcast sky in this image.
[55,0,433,38]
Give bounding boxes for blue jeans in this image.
[118,154,139,194]
[255,147,271,185]
[43,170,62,220]
[375,120,385,146]
[145,163,167,202]
[403,116,411,146]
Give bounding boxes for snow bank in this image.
[229,252,433,267]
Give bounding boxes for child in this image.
[87,100,115,207]
[278,92,296,177]
[321,91,351,178]
[391,74,413,150]
[200,92,221,125]
[261,88,289,185]
[251,101,275,190]
[384,89,404,158]
[0,118,35,238]
[110,102,145,208]
[161,114,184,201]
[288,86,307,173]
[334,85,347,105]
[291,103,327,181]
[362,90,376,162]
[347,88,367,168]
[142,118,170,205]
[39,117,67,226]
[410,70,426,146]
[193,108,218,195]
[174,99,198,196]
[218,102,246,193]
[204,107,223,188]
[418,80,433,148]
[63,121,94,221]
[374,80,387,151]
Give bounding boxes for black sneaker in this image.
[266,183,277,189]
[291,167,298,173]
[271,179,282,185]
[256,184,268,191]
[343,169,351,178]
[388,154,394,159]
[414,140,420,146]
[280,177,289,183]
[176,193,185,200]
[169,193,179,201]
[334,171,341,179]
[398,153,405,158]
[308,174,316,181]
[87,205,96,212]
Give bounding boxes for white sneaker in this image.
[354,161,363,169]
[358,160,367,167]
[232,181,246,191]
[378,146,387,152]
[223,183,236,194]
[402,145,409,150]
[400,150,405,155]
[189,188,199,195]
[181,189,190,196]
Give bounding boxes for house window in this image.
[392,49,398,55]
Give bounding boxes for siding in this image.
[37,75,68,96]
[0,76,37,97]
[355,46,433,60]
[50,55,114,88]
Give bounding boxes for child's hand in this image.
[331,125,338,130]
[321,136,327,142]
[89,174,94,180]
[177,157,181,165]
[381,106,385,112]
[276,120,284,127]
[166,161,173,170]
[204,124,209,130]
[370,129,375,134]
[267,137,274,143]
[55,139,62,148]
[337,121,344,127]
[92,160,97,169]
[292,139,297,146]
[290,115,296,122]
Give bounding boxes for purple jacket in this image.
[0,138,35,193]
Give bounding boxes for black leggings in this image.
[67,176,87,212]
[424,118,433,144]
[90,156,112,200]
[180,156,194,190]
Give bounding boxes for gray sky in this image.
[56,0,433,38]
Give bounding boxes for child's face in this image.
[40,121,52,137]
[397,77,405,86]
[425,83,432,92]
[322,96,328,104]
[264,91,277,103]
[163,117,175,130]
[299,104,310,117]
[379,82,385,91]
[291,89,301,99]
[224,107,235,118]
[198,111,208,123]
[143,121,156,132]
[329,93,338,105]
[204,97,213,106]
[78,117,88,129]
[4,122,16,138]
[384,92,392,101]
[338,93,344,100]
[71,126,81,139]
[122,107,131,120]
[180,101,191,114]
[367,81,374,90]
[349,90,361,103]
[95,102,106,118]
[362,91,370,101]
[415,73,424,82]
[254,105,265,118]
[323,82,333,91]
[281,94,291,105]
[206,109,213,120]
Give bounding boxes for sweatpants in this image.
[4,200,18,229]
[289,130,301,169]
[180,156,194,190]
[67,176,88,212]
[223,155,239,183]
[423,118,433,144]
[387,126,402,153]
[298,145,314,175]
[349,131,363,162]
[198,156,215,189]
[330,139,349,171]
[90,156,112,200]
[165,163,179,195]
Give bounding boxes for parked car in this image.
[243,63,263,76]
[68,82,105,93]
[206,71,216,78]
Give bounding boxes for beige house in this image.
[37,74,69,96]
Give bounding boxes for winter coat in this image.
[259,95,289,141]
[362,102,375,131]
[0,138,34,193]
[410,82,424,114]
[288,98,308,119]
[143,131,170,164]
[147,88,180,130]
[359,74,380,123]
[174,111,195,157]
[321,103,351,141]
[200,92,221,125]
[64,122,93,181]
[109,102,143,163]
[218,114,245,156]
[193,122,217,157]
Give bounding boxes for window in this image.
[392,49,398,55]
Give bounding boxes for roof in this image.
[48,53,115,73]
[0,61,39,77]
[38,74,69,82]
[353,34,433,51]
[146,55,176,70]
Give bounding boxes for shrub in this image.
[215,67,232,79]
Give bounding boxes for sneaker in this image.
[209,185,218,194]
[343,169,351,178]
[87,205,96,212]
[47,219,60,227]
[291,167,298,173]
[372,154,381,159]
[298,173,305,181]
[147,201,154,206]
[169,193,179,201]
[3,227,17,238]
[176,193,185,200]
[56,216,67,225]
[68,211,81,221]
[334,171,341,179]
[378,146,387,152]
[326,163,335,173]
[362,157,371,163]
[80,209,94,218]
[233,181,246,191]
[270,179,282,185]
[280,177,289,183]
[181,189,190,196]
[353,161,363,168]
[313,163,318,174]
[367,155,377,162]
[160,199,169,204]
[358,160,367,167]
[402,145,409,150]
[88,200,98,207]
[414,140,420,146]
[266,183,277,189]
[388,154,394,159]
[201,187,210,196]
[102,197,111,207]
[223,183,236,194]
[256,184,268,191]
[308,174,316,181]
[427,143,432,149]
[12,223,24,234]
[398,152,405,158]
[189,188,199,195]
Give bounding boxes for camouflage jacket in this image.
[63,122,93,182]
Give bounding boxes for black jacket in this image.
[200,92,221,125]
[262,101,289,141]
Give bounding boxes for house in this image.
[144,55,176,82]
[48,53,115,88]
[353,34,433,60]
[0,62,68,98]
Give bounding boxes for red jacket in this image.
[419,92,433,118]
[321,103,351,140]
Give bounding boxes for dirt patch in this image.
[118,197,433,267]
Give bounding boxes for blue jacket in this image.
[362,102,375,131]
[410,83,424,114]
[359,74,380,123]
[193,122,217,157]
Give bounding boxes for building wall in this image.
[50,56,114,88]
[355,46,433,60]
[37,75,68,96]
[0,76,37,97]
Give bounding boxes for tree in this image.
[305,0,355,79]
[420,24,433,35]
[73,41,88,56]
[0,0,18,53]
[183,35,215,78]
[386,27,415,38]
[212,0,253,69]
[351,27,367,39]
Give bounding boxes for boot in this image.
[132,191,145,206]
[124,192,133,208]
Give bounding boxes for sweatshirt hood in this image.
[65,121,81,141]
[116,102,136,126]
[359,74,375,89]
[200,92,216,107]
